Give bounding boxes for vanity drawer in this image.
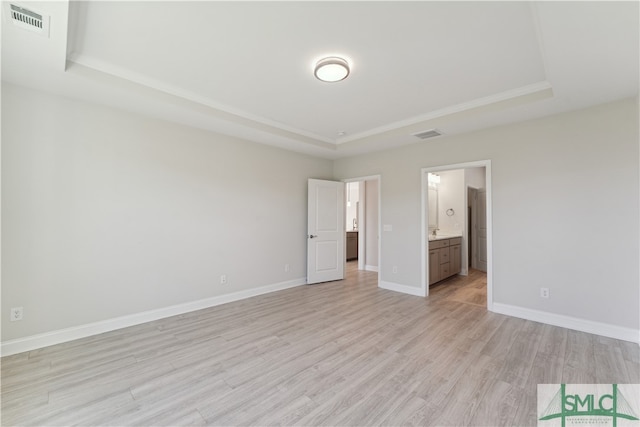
[429,240,449,250]
[439,249,450,264]
[448,237,462,246]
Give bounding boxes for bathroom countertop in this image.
[428,234,461,241]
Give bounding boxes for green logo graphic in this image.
[539,384,639,427]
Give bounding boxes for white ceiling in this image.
[2,1,638,159]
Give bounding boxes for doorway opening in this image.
[343,176,381,284]
[421,161,492,310]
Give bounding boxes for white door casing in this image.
[307,179,345,284]
[477,189,488,272]
[470,187,478,269]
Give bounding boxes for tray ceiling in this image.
[2,1,638,158]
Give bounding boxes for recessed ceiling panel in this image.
[69,1,546,141]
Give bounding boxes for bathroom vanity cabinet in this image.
[346,231,358,260]
[428,237,462,285]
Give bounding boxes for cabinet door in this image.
[428,250,440,285]
[346,235,357,260]
[440,263,450,279]
[450,244,461,275]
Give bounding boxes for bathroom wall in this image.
[346,182,359,231]
[465,167,486,190]
[437,169,465,235]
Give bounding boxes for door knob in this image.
[309,234,318,239]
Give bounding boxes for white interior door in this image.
[307,179,345,284]
[477,189,488,272]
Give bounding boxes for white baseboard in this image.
[379,281,426,297]
[1,278,307,357]
[492,302,640,344]
[365,265,378,272]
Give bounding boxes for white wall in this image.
[1,83,333,342]
[365,179,379,270]
[436,169,465,235]
[346,182,359,231]
[334,98,639,333]
[465,167,486,190]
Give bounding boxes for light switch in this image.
[383,224,392,232]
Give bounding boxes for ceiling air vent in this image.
[7,3,49,37]
[412,129,443,140]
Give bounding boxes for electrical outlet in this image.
[284,264,290,272]
[220,275,227,285]
[10,307,23,322]
[392,266,398,274]
[540,288,550,299]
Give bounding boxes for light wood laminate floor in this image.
[2,263,638,426]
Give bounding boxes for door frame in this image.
[342,175,382,287]
[468,186,479,270]
[421,160,493,311]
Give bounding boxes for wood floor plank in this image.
[496,320,545,388]
[594,337,632,383]
[2,261,638,426]
[465,379,520,426]
[562,329,598,383]
[375,394,431,427]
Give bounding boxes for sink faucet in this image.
[431,228,438,237]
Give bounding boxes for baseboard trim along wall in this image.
[379,281,426,297]
[492,302,640,344]
[365,265,379,272]
[4,280,636,356]
[1,278,307,357]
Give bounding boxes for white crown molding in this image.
[336,81,553,144]
[1,277,307,357]
[66,53,336,145]
[67,54,554,152]
[529,2,552,83]
[379,280,426,297]
[492,302,639,344]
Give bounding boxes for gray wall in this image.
[334,98,639,330]
[2,83,333,341]
[2,83,638,343]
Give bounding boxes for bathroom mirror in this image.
[428,187,438,230]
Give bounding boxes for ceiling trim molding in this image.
[66,52,336,145]
[335,80,553,145]
[529,2,552,85]
[335,85,554,155]
[65,53,552,151]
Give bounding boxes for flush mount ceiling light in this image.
[314,57,350,82]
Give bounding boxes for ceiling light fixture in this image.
[314,57,350,82]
